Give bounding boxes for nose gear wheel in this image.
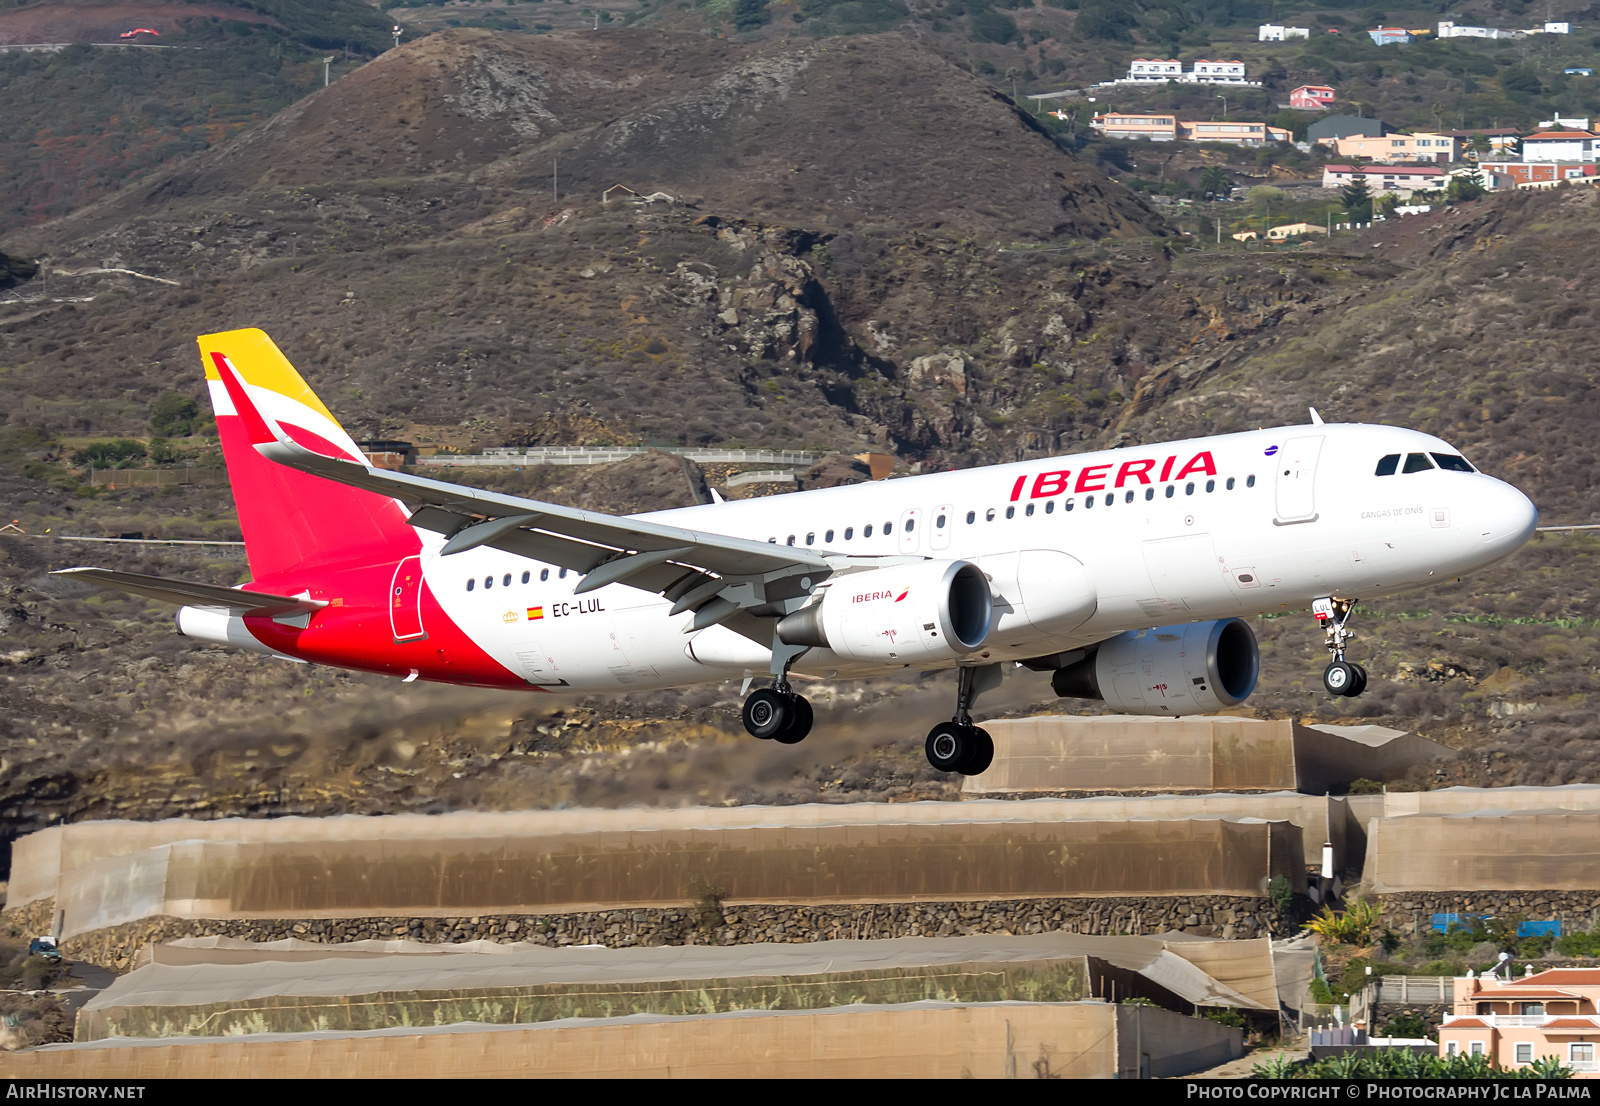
[1314,596,1368,698]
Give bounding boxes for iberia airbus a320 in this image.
[58,329,1539,775]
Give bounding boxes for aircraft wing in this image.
[214,360,846,627]
[52,567,326,616]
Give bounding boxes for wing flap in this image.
[53,568,327,616]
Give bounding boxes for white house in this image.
[1259,24,1309,41]
[1437,21,1519,39]
[1127,59,1184,81]
[1544,21,1570,33]
[1122,59,1249,85]
[1522,131,1599,163]
[1192,60,1247,83]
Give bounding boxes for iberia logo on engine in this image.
[853,589,910,603]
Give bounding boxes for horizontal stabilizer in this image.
[52,568,327,616]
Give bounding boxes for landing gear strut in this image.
[741,639,813,744]
[1315,596,1368,698]
[925,665,996,776]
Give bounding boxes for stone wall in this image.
[1377,891,1600,935]
[7,895,1290,972]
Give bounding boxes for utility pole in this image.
[392,25,402,50]
[553,154,559,205]
[323,57,333,87]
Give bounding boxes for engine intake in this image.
[776,559,992,664]
[1051,617,1259,715]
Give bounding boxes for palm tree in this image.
[1199,165,1233,198]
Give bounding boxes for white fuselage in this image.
[426,423,1538,693]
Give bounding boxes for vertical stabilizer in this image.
[199,329,420,580]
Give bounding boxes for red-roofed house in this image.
[1290,85,1336,110]
[1522,131,1599,163]
[1321,163,1446,197]
[1440,970,1600,1074]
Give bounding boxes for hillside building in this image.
[1437,21,1518,39]
[1479,161,1599,187]
[1266,223,1327,240]
[1438,128,1522,158]
[1289,84,1336,110]
[1333,131,1463,163]
[1522,131,1599,163]
[1259,24,1309,40]
[1308,114,1387,145]
[1122,58,1250,85]
[1089,113,1290,146]
[1322,163,1446,198]
[1368,27,1414,45]
[1440,969,1600,1075]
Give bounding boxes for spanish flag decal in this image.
[528,606,544,620]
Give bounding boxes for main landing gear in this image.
[741,686,813,745]
[1315,596,1368,698]
[924,665,996,776]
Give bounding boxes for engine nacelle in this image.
[776,559,992,665]
[1051,618,1259,715]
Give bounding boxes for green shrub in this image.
[71,439,146,468]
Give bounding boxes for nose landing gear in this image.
[1315,597,1368,698]
[924,663,998,776]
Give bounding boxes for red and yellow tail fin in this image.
[200,329,420,581]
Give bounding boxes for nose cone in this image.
[1475,478,1539,558]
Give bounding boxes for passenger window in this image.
[1375,454,1401,477]
[1005,506,1015,519]
[1025,503,1035,517]
[466,579,475,592]
[1205,480,1215,493]
[984,509,995,522]
[1125,490,1134,503]
[1065,498,1075,512]
[768,537,776,544]
[966,511,976,524]
[521,571,530,584]
[1145,487,1155,501]
[1185,482,1195,495]
[1045,500,1055,514]
[559,568,567,579]
[1246,474,1256,488]
[786,535,796,546]
[1085,496,1095,510]
[825,529,834,543]
[1226,477,1235,490]
[845,527,854,540]
[935,514,946,528]
[905,518,915,531]
[805,533,815,546]
[1432,452,1475,472]
[1104,493,1113,506]
[865,524,874,537]
[1403,452,1435,474]
[540,568,549,581]
[884,521,894,534]
[502,573,512,587]
[484,575,494,589]
[1165,485,1175,498]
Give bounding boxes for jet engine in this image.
[1050,618,1259,715]
[776,559,992,665]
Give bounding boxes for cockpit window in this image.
[1431,452,1475,473]
[1402,452,1435,474]
[1375,454,1400,477]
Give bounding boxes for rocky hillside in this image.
[2,26,1600,861]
